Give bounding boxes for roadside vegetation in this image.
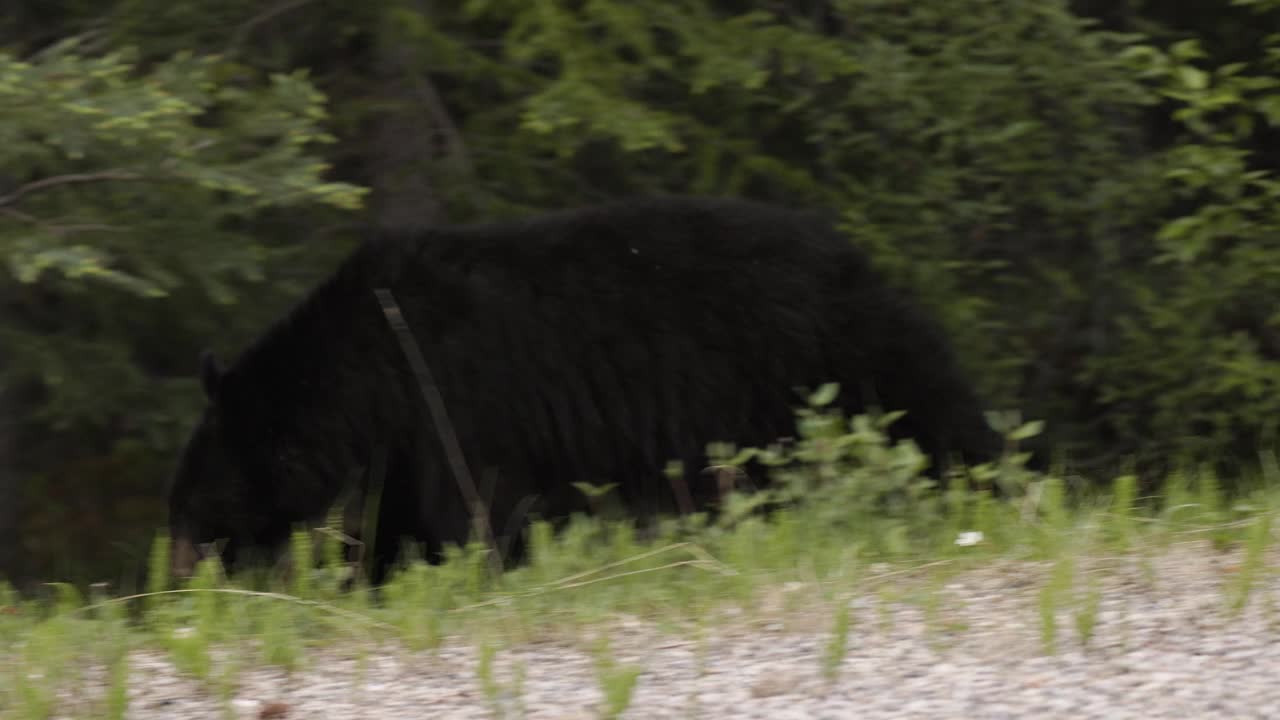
[3,391,1277,718]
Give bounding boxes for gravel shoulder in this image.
[69,540,1280,719]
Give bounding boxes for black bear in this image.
[168,196,1003,583]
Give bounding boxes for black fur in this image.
[168,196,1002,583]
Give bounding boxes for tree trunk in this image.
[365,3,472,233]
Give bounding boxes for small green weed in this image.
[475,640,526,719]
[821,600,852,681]
[1226,511,1273,615]
[1038,554,1074,655]
[1072,575,1103,648]
[591,637,644,720]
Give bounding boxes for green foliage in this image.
[0,39,363,297]
[381,558,451,651]
[1072,574,1103,649]
[475,640,503,716]
[1083,25,1280,469]
[711,384,1031,561]
[145,531,171,612]
[1107,474,1140,550]
[1037,554,1074,655]
[0,36,365,586]
[259,592,302,670]
[1226,510,1273,614]
[289,528,313,599]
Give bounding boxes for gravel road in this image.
[58,541,1280,719]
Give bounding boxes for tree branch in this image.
[229,0,319,52]
[0,207,129,235]
[0,171,145,209]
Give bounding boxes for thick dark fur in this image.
[169,196,1003,583]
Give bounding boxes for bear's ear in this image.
[199,350,223,400]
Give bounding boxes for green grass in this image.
[3,403,1280,718]
[590,636,643,720]
[820,598,852,681]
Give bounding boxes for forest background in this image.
[3,0,1280,588]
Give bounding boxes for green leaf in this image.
[809,383,841,408]
[1177,66,1210,91]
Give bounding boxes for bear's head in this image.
[167,350,298,578]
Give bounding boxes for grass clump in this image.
[590,636,644,720]
[820,600,853,681]
[1226,510,1274,615]
[475,639,526,719]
